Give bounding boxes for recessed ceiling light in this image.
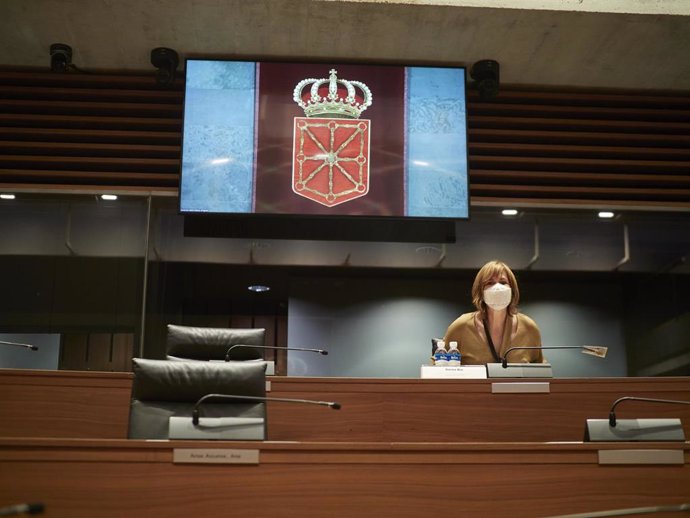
[101,194,118,201]
[248,285,270,293]
[598,211,615,219]
[0,194,16,200]
[501,209,518,216]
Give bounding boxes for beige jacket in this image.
[443,312,544,365]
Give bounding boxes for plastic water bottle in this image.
[447,341,461,366]
[433,340,448,366]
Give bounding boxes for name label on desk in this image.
[491,382,550,393]
[173,448,260,465]
[420,365,487,379]
[598,449,685,465]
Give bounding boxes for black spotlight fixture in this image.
[470,59,500,100]
[151,47,179,86]
[50,43,73,73]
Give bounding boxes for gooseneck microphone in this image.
[501,345,607,368]
[608,396,690,427]
[224,344,328,362]
[0,340,38,351]
[192,393,341,425]
[546,502,690,518]
[0,503,45,516]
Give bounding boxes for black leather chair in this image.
[127,358,267,439]
[165,324,266,361]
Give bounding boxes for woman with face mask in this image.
[443,260,544,365]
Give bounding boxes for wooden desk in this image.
[268,376,690,442]
[2,369,690,442]
[0,438,688,518]
[0,369,131,438]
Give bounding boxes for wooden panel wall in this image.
[59,332,134,372]
[1,69,688,207]
[467,87,690,208]
[0,70,181,194]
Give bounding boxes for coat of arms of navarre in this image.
[292,69,372,207]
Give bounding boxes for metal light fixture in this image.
[50,43,73,72]
[470,59,500,99]
[150,47,179,86]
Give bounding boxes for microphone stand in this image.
[487,345,607,378]
[544,502,690,518]
[168,393,342,439]
[608,396,690,427]
[0,340,38,351]
[224,344,328,362]
[0,502,45,516]
[585,396,690,441]
[192,393,341,425]
[501,345,607,368]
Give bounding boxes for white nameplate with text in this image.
[420,365,487,379]
[173,449,260,465]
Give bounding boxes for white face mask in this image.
[483,283,512,311]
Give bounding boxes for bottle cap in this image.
[450,341,458,348]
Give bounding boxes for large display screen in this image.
[179,60,469,220]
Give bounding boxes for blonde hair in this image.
[471,260,520,319]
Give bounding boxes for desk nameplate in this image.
[491,382,551,394]
[420,365,487,379]
[598,449,684,465]
[173,448,260,464]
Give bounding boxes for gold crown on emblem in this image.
[293,69,373,119]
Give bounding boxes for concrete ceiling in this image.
[2,0,690,91]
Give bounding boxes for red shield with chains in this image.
[292,117,370,207]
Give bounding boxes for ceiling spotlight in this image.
[248,285,271,293]
[502,209,519,216]
[150,47,179,86]
[101,194,118,201]
[50,43,73,73]
[470,59,500,100]
[0,193,16,200]
[598,211,615,219]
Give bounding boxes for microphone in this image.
[224,344,327,362]
[585,396,690,441]
[0,503,45,516]
[501,345,608,368]
[608,396,690,427]
[0,340,38,351]
[192,393,341,425]
[544,502,690,518]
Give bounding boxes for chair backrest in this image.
[165,324,266,361]
[128,357,267,439]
